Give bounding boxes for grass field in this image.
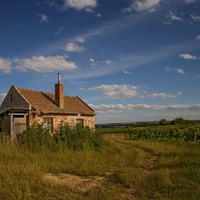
[0,132,199,199]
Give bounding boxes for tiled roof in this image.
[17,87,95,115]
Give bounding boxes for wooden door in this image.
[13,115,26,136]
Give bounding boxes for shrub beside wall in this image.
[16,122,104,152]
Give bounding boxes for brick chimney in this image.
[55,73,64,108]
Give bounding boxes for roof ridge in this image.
[17,87,75,97]
[17,87,53,95]
[17,87,42,93]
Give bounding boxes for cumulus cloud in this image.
[88,84,138,99]
[165,66,185,74]
[196,35,200,40]
[0,57,12,73]
[176,68,185,74]
[179,53,197,60]
[89,103,200,113]
[65,42,86,52]
[89,58,95,62]
[166,11,183,22]
[89,57,99,67]
[190,14,200,22]
[126,0,161,12]
[14,55,77,73]
[0,93,7,105]
[87,84,182,99]
[75,37,85,43]
[105,59,112,65]
[37,14,49,22]
[62,0,97,10]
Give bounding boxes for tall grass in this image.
[0,124,107,199]
[54,122,104,151]
[18,122,104,152]
[130,139,200,200]
[0,128,199,199]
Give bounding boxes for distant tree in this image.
[170,117,189,125]
[159,119,170,126]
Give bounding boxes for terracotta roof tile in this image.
[17,88,95,115]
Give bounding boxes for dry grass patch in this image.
[43,173,109,193]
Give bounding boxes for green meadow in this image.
[0,124,199,199]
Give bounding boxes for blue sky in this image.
[0,0,200,124]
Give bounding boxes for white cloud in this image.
[179,53,198,60]
[88,84,138,99]
[96,13,101,17]
[123,70,132,74]
[166,11,183,22]
[14,55,77,73]
[65,42,86,52]
[89,57,98,67]
[176,68,185,74]
[88,84,182,99]
[89,58,111,67]
[62,0,97,10]
[105,59,112,65]
[37,14,49,22]
[165,66,185,74]
[54,26,65,35]
[190,14,200,22]
[184,0,196,4]
[0,57,12,74]
[196,35,200,40]
[89,103,200,113]
[75,37,85,43]
[0,93,7,105]
[149,92,181,98]
[85,7,94,13]
[89,58,95,62]
[89,58,94,63]
[126,0,160,12]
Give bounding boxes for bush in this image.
[18,122,104,152]
[54,122,104,151]
[18,123,56,152]
[0,132,12,146]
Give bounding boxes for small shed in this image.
[0,74,95,140]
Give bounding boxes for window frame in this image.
[76,118,84,128]
[43,118,53,132]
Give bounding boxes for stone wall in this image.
[28,113,95,130]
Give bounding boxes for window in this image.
[76,118,84,128]
[43,118,53,132]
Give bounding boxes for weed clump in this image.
[17,122,104,152]
[54,122,103,151]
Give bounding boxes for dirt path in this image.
[105,134,158,199]
[43,134,158,199]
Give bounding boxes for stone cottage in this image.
[0,74,95,140]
